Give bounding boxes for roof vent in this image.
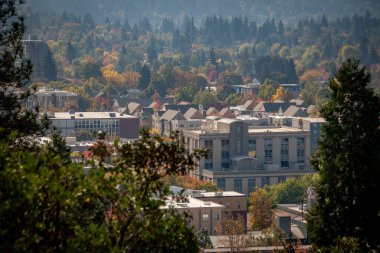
[109,112,116,117]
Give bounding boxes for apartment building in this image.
[49,111,139,139]
[183,116,313,195]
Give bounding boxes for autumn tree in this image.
[218,216,248,252]
[306,59,380,252]
[249,188,273,230]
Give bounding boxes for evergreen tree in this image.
[43,46,57,81]
[138,64,151,90]
[0,0,49,140]
[65,41,76,64]
[307,59,380,252]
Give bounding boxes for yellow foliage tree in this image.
[249,188,273,230]
[272,87,287,101]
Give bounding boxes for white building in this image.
[49,111,139,139]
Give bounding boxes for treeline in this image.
[27,0,380,25]
[24,8,380,110]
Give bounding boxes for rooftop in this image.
[248,127,308,134]
[198,191,246,197]
[164,196,224,209]
[51,112,137,119]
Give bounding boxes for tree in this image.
[0,0,49,140]
[193,90,218,108]
[249,189,273,230]
[80,59,102,79]
[65,41,76,64]
[307,59,380,252]
[0,129,206,252]
[272,87,287,101]
[265,174,320,204]
[138,64,151,90]
[218,215,248,252]
[43,46,57,81]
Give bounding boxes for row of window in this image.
[217,176,288,192]
[202,213,220,222]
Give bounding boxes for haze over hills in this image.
[26,0,380,25]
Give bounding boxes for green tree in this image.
[258,79,276,101]
[265,174,320,204]
[80,59,102,79]
[0,0,49,140]
[65,41,76,64]
[0,130,206,252]
[138,64,151,90]
[307,59,380,252]
[43,46,57,81]
[193,90,218,108]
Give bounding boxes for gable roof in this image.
[241,100,256,110]
[184,108,204,120]
[290,99,306,107]
[127,102,142,115]
[218,108,236,118]
[206,107,219,116]
[284,105,309,117]
[163,104,198,113]
[254,101,296,113]
[160,110,186,121]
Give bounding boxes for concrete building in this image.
[194,191,248,231]
[183,117,313,195]
[28,87,78,111]
[164,196,225,235]
[49,111,139,139]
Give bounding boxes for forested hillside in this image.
[24,3,380,112]
[26,0,380,25]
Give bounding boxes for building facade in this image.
[49,112,139,139]
[183,117,313,195]
[28,88,78,111]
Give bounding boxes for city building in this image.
[183,117,313,195]
[193,191,248,231]
[49,111,139,139]
[28,87,78,111]
[163,195,225,236]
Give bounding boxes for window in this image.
[221,162,230,169]
[234,178,242,193]
[248,178,256,193]
[205,162,213,170]
[297,137,305,145]
[264,150,273,157]
[221,151,229,159]
[205,140,213,148]
[237,202,241,209]
[217,178,225,190]
[297,148,305,157]
[278,176,286,183]
[213,213,220,221]
[202,214,209,221]
[264,138,273,163]
[281,161,289,168]
[281,149,289,156]
[221,139,229,148]
[262,177,270,187]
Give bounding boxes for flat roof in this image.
[164,196,224,209]
[199,191,246,197]
[51,112,137,119]
[217,118,238,124]
[248,127,308,134]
